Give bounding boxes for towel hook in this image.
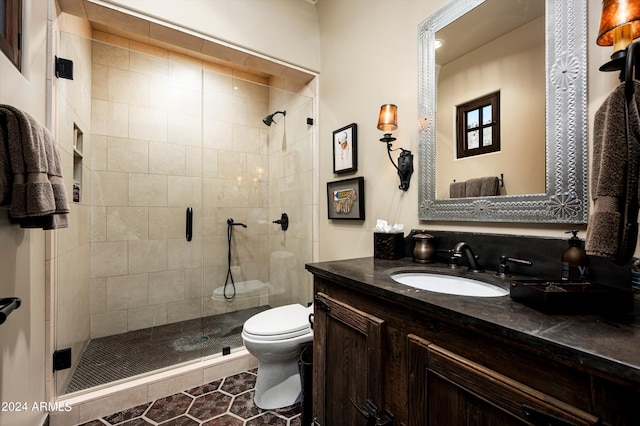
[625,41,640,104]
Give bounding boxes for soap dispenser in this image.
[561,230,590,281]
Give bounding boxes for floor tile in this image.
[76,370,302,426]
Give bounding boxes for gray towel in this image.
[585,81,640,264]
[465,176,500,197]
[0,105,69,229]
[449,181,466,198]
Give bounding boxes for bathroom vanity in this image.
[306,257,640,426]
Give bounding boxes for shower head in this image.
[262,110,286,126]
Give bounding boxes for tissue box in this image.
[374,232,405,260]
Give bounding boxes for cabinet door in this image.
[424,343,600,426]
[313,292,386,426]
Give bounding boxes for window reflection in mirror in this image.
[434,0,545,199]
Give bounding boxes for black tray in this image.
[509,279,634,314]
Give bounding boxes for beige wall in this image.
[315,0,623,261]
[0,2,51,426]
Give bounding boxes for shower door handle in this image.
[186,207,193,241]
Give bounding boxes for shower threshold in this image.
[64,305,269,395]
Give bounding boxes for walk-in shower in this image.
[53,31,314,397]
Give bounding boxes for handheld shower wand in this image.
[223,218,247,300]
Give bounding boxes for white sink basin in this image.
[391,273,509,297]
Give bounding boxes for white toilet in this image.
[242,303,313,409]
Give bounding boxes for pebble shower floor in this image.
[76,370,303,425]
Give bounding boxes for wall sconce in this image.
[377,104,413,191]
[597,0,640,74]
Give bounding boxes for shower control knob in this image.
[273,213,289,231]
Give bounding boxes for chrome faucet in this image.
[452,242,484,272]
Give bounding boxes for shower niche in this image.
[53,31,315,397]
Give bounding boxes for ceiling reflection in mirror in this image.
[417,0,588,223]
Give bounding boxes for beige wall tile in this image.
[108,67,150,107]
[128,304,168,331]
[129,173,168,206]
[168,238,203,270]
[106,273,149,311]
[92,170,129,207]
[168,176,201,208]
[149,269,185,305]
[91,206,107,242]
[92,40,130,70]
[130,49,169,78]
[186,146,203,177]
[185,267,203,300]
[91,310,128,338]
[107,206,149,241]
[167,112,202,147]
[129,106,167,142]
[232,124,260,154]
[91,277,107,315]
[166,297,201,323]
[232,78,269,102]
[90,241,128,278]
[149,142,186,175]
[148,207,183,240]
[91,134,108,171]
[107,137,149,173]
[217,151,246,180]
[203,71,233,95]
[128,239,168,274]
[203,118,233,150]
[92,63,108,101]
[167,58,202,91]
[201,148,218,178]
[92,99,129,138]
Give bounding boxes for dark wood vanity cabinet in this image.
[312,292,387,426]
[312,275,640,426]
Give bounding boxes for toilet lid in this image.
[243,304,311,338]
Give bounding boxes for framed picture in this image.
[327,177,365,220]
[332,123,357,173]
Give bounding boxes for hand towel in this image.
[449,181,466,198]
[465,176,500,197]
[585,81,640,264]
[0,105,69,229]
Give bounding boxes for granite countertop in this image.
[305,256,640,387]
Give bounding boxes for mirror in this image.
[417,0,588,223]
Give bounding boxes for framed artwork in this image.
[327,177,365,220]
[332,123,357,173]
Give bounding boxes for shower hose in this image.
[224,221,237,301]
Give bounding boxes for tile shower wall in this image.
[87,31,277,338]
[266,89,314,308]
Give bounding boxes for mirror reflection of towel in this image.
[465,176,499,197]
[449,181,466,198]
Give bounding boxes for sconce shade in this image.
[597,0,640,50]
[377,104,398,132]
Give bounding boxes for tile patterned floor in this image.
[77,370,302,426]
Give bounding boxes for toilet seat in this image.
[243,304,312,342]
